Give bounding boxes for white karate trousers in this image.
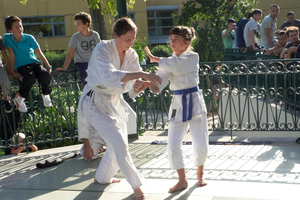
[81,96,144,189]
[167,114,209,170]
[80,126,106,160]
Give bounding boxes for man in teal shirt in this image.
[222,19,236,49]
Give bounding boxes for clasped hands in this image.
[133,79,152,93]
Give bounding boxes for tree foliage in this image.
[179,0,258,62]
[179,0,257,28]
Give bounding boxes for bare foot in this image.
[197,179,207,187]
[168,180,188,193]
[197,165,207,187]
[94,178,120,183]
[133,188,145,200]
[111,178,120,183]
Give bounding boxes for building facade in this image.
[0,0,299,51]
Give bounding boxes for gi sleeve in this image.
[122,50,142,98]
[155,67,170,93]
[159,53,199,75]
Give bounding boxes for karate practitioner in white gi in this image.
[145,26,209,193]
[77,17,161,200]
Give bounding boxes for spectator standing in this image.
[280,11,300,31]
[261,4,280,51]
[0,35,13,113]
[222,19,236,49]
[3,15,52,113]
[236,12,253,51]
[280,26,300,59]
[56,12,100,89]
[244,9,263,51]
[266,30,287,55]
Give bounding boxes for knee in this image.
[40,72,51,83]
[24,74,36,85]
[167,142,181,154]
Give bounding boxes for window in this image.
[21,16,66,38]
[147,5,178,44]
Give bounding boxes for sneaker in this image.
[13,93,27,112]
[3,98,13,113]
[42,94,52,107]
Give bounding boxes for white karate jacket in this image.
[155,50,207,122]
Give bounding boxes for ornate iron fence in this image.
[0,70,81,153]
[137,59,300,135]
[1,59,300,153]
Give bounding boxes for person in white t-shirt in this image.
[244,9,263,51]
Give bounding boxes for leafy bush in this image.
[131,37,147,63]
[151,45,172,58]
[43,50,74,71]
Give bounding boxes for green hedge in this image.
[43,50,74,71]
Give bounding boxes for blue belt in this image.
[173,86,199,122]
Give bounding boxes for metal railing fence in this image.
[1,59,300,152]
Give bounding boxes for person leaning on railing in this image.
[265,30,287,56]
[280,26,300,59]
[244,9,263,52]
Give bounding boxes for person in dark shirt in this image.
[236,12,253,51]
[280,26,300,59]
[280,11,300,30]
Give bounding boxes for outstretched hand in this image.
[144,46,160,63]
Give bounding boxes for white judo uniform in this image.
[77,39,143,189]
[155,50,209,170]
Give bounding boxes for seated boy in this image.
[0,35,13,113]
[3,15,52,113]
[266,30,287,56]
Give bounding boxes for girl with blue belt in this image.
[145,26,209,193]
